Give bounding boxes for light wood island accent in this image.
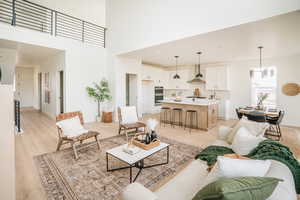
[161,100,219,131]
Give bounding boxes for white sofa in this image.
[121,127,298,200]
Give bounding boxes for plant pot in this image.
[102,111,113,123]
[96,115,101,122]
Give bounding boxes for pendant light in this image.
[195,52,203,78]
[173,56,180,79]
[258,46,264,78]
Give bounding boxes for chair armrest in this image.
[121,183,158,200]
[218,126,233,140]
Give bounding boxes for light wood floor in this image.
[16,109,300,200]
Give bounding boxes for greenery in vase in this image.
[86,78,112,117]
[257,93,269,107]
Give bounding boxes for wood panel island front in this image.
[160,99,219,131]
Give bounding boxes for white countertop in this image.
[160,99,219,106]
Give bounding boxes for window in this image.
[250,67,277,108]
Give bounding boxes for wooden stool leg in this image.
[56,138,63,151]
[71,142,79,159]
[95,135,101,150]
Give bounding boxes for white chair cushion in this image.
[120,106,138,124]
[231,127,266,155]
[121,182,158,200]
[217,156,271,178]
[56,116,88,137]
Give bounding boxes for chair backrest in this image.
[56,111,84,125]
[276,110,285,124]
[235,108,243,119]
[118,106,138,124]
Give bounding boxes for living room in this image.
[0,1,300,200]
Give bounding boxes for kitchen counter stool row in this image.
[160,107,198,133]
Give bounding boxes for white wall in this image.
[15,67,34,107]
[0,23,108,122]
[39,53,65,118]
[113,57,142,117]
[201,55,300,127]
[0,48,17,85]
[30,0,106,26]
[0,85,15,200]
[106,0,300,55]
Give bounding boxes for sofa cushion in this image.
[266,160,297,200]
[226,118,269,144]
[192,177,282,200]
[231,127,265,155]
[217,156,271,178]
[155,159,209,200]
[121,182,158,200]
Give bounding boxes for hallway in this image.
[16,109,300,200]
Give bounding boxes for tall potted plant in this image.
[86,79,112,121]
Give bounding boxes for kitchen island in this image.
[160,99,219,131]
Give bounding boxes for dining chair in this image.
[235,108,244,119]
[265,110,285,141]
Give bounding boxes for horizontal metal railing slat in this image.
[0,0,106,47]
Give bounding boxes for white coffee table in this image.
[106,142,170,183]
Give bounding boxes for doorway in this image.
[125,73,138,107]
[38,72,42,112]
[59,70,64,113]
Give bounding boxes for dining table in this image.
[238,107,280,118]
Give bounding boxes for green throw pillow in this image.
[193,177,282,200]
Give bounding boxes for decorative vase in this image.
[150,130,157,142]
[145,133,151,144]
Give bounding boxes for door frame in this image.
[58,70,64,114]
[38,72,42,112]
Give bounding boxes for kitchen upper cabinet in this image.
[141,65,164,86]
[205,66,229,90]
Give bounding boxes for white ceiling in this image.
[122,11,300,67]
[0,39,62,66]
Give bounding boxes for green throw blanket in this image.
[195,140,300,194]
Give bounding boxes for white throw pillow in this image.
[120,106,138,124]
[231,127,265,155]
[56,116,88,137]
[217,156,271,178]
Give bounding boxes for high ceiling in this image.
[122,11,300,67]
[0,39,62,66]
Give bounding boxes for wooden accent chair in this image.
[56,111,101,159]
[118,106,146,140]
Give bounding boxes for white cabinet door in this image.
[206,67,229,90]
[206,67,218,90]
[216,67,229,90]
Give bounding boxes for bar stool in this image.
[160,107,171,127]
[184,110,198,133]
[171,108,183,127]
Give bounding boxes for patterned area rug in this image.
[34,135,201,200]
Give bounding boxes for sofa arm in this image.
[121,182,158,200]
[218,126,232,140]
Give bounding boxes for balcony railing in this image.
[0,0,106,47]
